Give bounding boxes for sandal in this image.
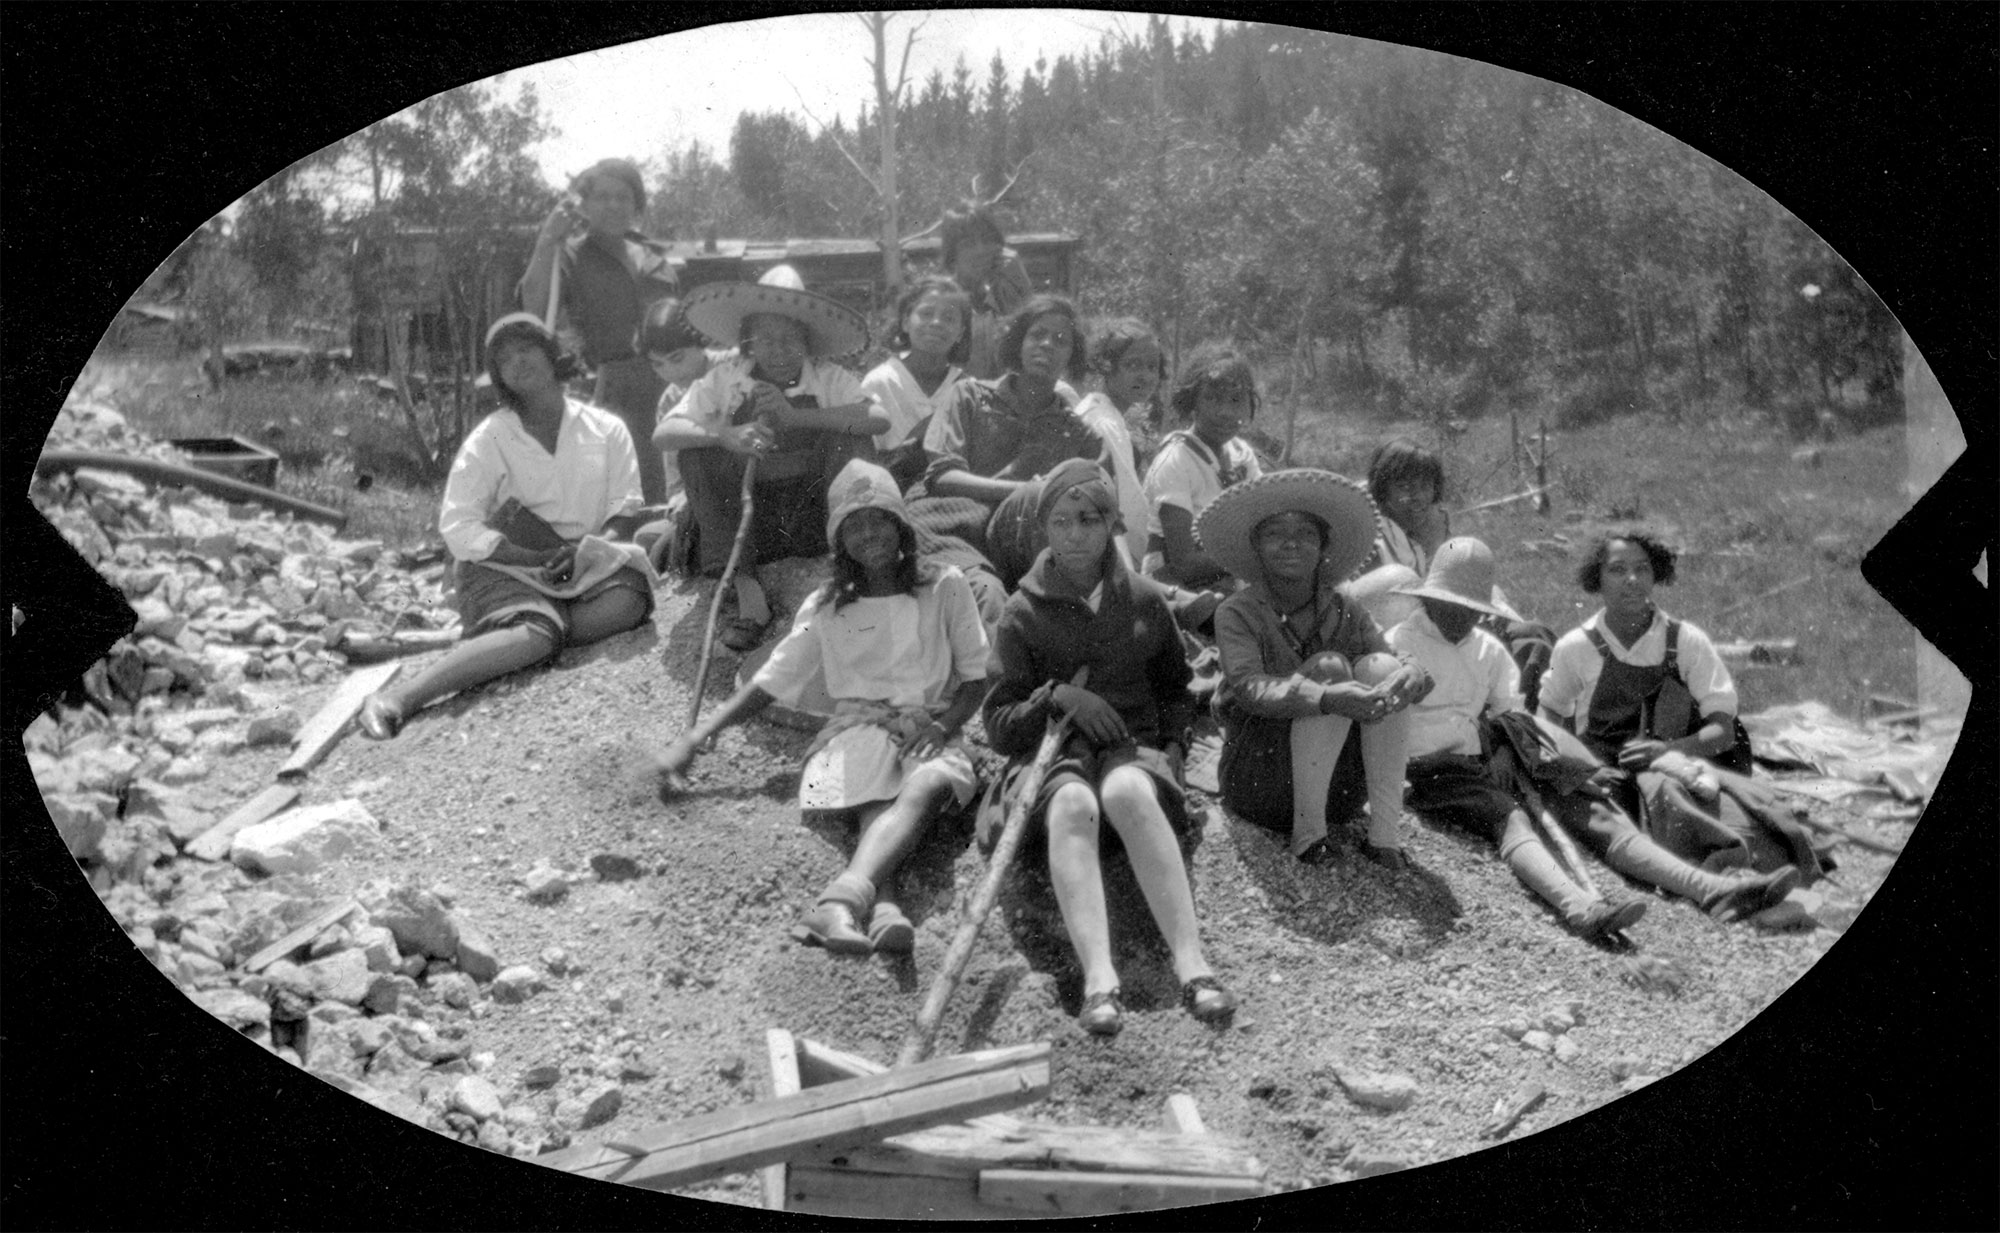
[790,901,871,956]
[357,693,405,741]
[868,902,915,955]
[1181,975,1238,1024]
[1296,838,1338,866]
[1078,988,1124,1037]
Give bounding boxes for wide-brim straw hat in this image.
[682,263,868,359]
[1194,468,1381,586]
[1391,537,1509,619]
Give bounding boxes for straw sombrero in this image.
[1194,469,1381,585]
[682,264,868,359]
[1390,537,1509,619]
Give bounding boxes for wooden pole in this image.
[1535,417,1551,515]
[686,456,760,733]
[897,667,1089,1067]
[1509,407,1522,489]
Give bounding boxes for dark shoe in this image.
[1575,898,1649,942]
[792,901,871,956]
[1360,843,1411,873]
[868,902,915,954]
[1296,838,1339,866]
[357,693,405,740]
[1181,975,1238,1024]
[718,614,770,654]
[1706,866,1802,922]
[1079,988,1125,1036]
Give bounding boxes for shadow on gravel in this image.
[566,620,659,666]
[1226,810,1466,956]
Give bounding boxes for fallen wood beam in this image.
[241,898,363,973]
[1455,485,1549,517]
[761,1030,802,1212]
[35,449,348,527]
[185,784,299,862]
[786,1164,996,1221]
[794,1114,1266,1183]
[978,1168,1269,1215]
[1162,1094,1206,1138]
[540,1043,1051,1192]
[793,1034,1022,1135]
[1714,639,1801,665]
[278,661,401,780]
[1763,797,1907,856]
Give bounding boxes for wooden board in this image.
[241,898,362,973]
[185,783,298,861]
[786,1164,998,1221]
[978,1168,1269,1215]
[761,1029,802,1211]
[539,1043,1050,1192]
[277,661,401,780]
[794,1034,1023,1135]
[794,1118,1265,1184]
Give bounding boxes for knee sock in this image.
[1498,811,1597,922]
[1603,829,1739,908]
[1289,714,1351,855]
[818,872,875,914]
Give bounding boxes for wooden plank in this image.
[186,783,299,861]
[786,1165,998,1222]
[794,1036,1023,1135]
[240,898,362,973]
[277,661,401,780]
[978,1168,1269,1215]
[795,1118,1265,1183]
[539,1044,1050,1191]
[1162,1094,1206,1138]
[761,1029,801,1212]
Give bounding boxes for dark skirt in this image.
[1216,710,1367,834]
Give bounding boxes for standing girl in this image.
[983,459,1236,1036]
[655,460,992,954]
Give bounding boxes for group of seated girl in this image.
[359,231,1814,1039]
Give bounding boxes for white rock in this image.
[1552,1036,1582,1064]
[491,966,545,1004]
[1519,1030,1556,1054]
[230,800,380,876]
[451,1075,505,1121]
[1339,1071,1419,1112]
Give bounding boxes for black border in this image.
[4,5,1992,1230]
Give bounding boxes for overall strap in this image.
[1584,624,1613,659]
[1663,618,1682,679]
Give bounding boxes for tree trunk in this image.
[870,13,902,296]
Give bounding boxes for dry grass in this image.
[1266,394,1915,720]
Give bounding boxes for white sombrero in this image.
[1194,468,1381,585]
[681,264,868,359]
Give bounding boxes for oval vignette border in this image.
[1,6,1992,1230]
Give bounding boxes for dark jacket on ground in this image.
[983,547,1195,759]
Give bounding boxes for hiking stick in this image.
[897,667,1089,1068]
[1517,776,1601,898]
[685,455,759,734]
[1756,786,1907,855]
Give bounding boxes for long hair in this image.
[820,516,934,611]
[996,294,1088,381]
[889,274,973,364]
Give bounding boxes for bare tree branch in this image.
[786,78,881,196]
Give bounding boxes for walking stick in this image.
[897,667,1089,1068]
[685,455,759,732]
[1517,775,1601,899]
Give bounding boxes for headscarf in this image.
[1035,457,1120,529]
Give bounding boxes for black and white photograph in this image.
[4,6,1992,1229]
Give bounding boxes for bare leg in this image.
[377,622,556,717]
[845,767,954,892]
[1099,766,1212,986]
[1045,782,1118,996]
[566,587,649,646]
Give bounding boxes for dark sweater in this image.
[983,547,1195,758]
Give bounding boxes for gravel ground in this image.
[70,560,1919,1216]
